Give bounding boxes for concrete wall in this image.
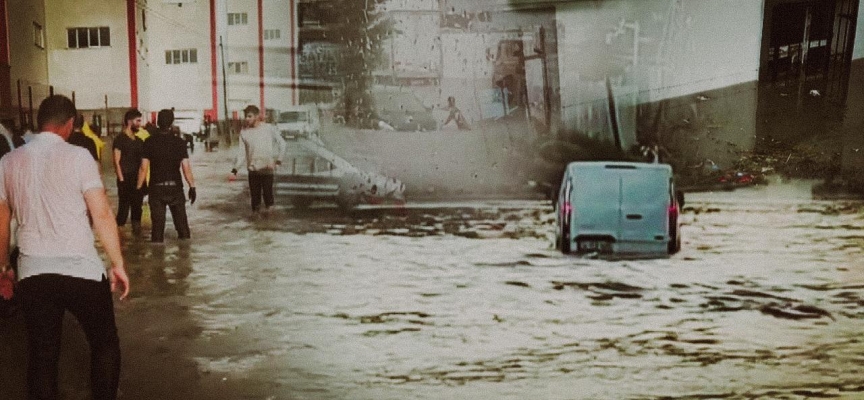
[386,5,441,74]
[8,0,48,89]
[45,0,130,109]
[4,0,48,126]
[555,0,762,143]
[504,0,769,97]
[223,0,259,114]
[262,0,293,112]
[141,0,296,118]
[146,1,213,113]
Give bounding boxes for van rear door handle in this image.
[626,214,643,220]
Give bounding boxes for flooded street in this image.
[0,0,861,399]
[3,150,864,399]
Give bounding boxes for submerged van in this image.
[555,161,682,256]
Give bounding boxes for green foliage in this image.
[328,0,394,128]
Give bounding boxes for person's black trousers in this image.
[115,178,143,226]
[149,184,190,242]
[248,171,274,212]
[19,274,120,400]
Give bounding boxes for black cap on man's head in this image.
[157,109,174,128]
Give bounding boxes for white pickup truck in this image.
[269,106,405,210]
[276,105,320,140]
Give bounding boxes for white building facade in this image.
[5,0,300,132]
[2,0,50,128]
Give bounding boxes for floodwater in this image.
[2,150,864,400]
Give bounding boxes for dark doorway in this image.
[756,0,859,167]
[761,0,858,104]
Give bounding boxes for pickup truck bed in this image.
[274,135,405,209]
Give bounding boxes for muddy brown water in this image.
[2,152,864,399]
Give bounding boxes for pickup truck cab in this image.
[555,161,682,256]
[276,105,320,140]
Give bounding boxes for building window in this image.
[228,61,248,74]
[264,29,280,40]
[67,27,110,49]
[33,22,44,49]
[165,49,198,64]
[228,13,248,26]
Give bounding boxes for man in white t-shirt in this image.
[231,105,287,215]
[0,95,130,400]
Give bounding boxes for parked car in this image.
[555,161,683,256]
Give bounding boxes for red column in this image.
[126,0,138,108]
[210,0,218,119]
[258,0,265,111]
[290,0,297,105]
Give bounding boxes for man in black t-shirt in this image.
[68,114,98,162]
[136,109,196,243]
[113,109,146,230]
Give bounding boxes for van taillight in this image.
[564,202,572,216]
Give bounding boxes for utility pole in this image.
[27,85,33,131]
[220,35,231,144]
[16,79,22,129]
[104,94,109,136]
[525,25,552,134]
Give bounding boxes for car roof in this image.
[566,161,672,173]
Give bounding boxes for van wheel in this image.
[336,192,359,211]
[668,227,681,254]
[560,225,571,254]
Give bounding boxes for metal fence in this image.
[6,80,141,137]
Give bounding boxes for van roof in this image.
[566,161,672,174]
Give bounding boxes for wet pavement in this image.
[2,148,864,399]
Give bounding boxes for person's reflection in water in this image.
[124,240,192,298]
[144,243,192,297]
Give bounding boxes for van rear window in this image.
[605,165,637,169]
